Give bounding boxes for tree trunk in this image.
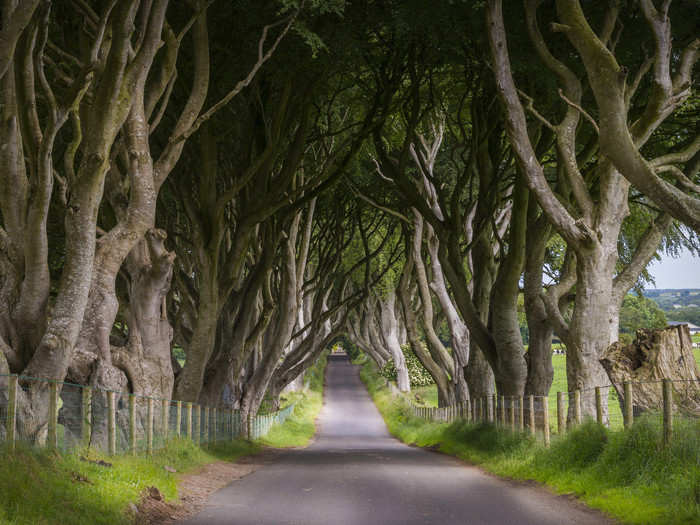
[489,178,529,397]
[427,233,470,402]
[566,247,618,420]
[523,213,554,397]
[175,273,219,402]
[398,262,454,405]
[379,291,410,392]
[600,324,700,417]
[464,237,496,399]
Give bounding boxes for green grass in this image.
[0,352,330,524]
[258,390,322,448]
[410,385,439,407]
[360,360,700,525]
[259,351,328,448]
[0,438,258,525]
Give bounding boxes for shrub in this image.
[380,344,435,387]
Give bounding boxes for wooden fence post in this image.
[204,407,210,445]
[528,395,535,436]
[162,399,169,441]
[212,408,217,444]
[186,402,193,440]
[7,375,17,451]
[193,405,200,444]
[557,392,565,434]
[48,382,58,449]
[108,391,116,455]
[663,379,672,446]
[574,390,582,425]
[595,387,603,425]
[147,398,154,455]
[543,396,550,448]
[518,396,524,431]
[176,401,182,437]
[623,381,633,429]
[500,395,505,425]
[510,397,515,431]
[129,395,136,455]
[82,387,92,448]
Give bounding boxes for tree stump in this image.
[600,324,700,417]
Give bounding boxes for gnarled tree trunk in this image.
[601,324,700,417]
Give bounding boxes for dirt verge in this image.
[133,452,273,524]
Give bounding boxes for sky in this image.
[647,247,700,289]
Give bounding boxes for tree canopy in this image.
[0,0,697,436]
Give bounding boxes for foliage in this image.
[306,350,329,393]
[361,361,700,525]
[667,307,700,326]
[379,344,435,387]
[336,336,362,362]
[644,289,700,311]
[644,289,700,325]
[619,294,668,343]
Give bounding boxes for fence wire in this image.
[394,377,699,447]
[0,374,297,455]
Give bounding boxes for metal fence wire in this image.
[392,376,699,448]
[0,374,297,455]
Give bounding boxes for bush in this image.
[379,344,435,387]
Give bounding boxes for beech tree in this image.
[2,0,696,437]
[486,0,688,416]
[1,0,170,440]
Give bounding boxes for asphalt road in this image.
[179,355,612,525]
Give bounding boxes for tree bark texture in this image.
[601,325,700,417]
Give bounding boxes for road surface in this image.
[179,355,612,524]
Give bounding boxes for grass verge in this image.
[0,438,257,525]
[360,360,700,525]
[259,351,327,448]
[0,352,329,524]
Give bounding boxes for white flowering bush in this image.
[380,344,435,387]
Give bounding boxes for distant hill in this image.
[644,289,700,325]
[643,289,700,310]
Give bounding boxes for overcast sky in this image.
[647,247,700,289]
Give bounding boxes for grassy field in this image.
[0,354,328,525]
[360,360,700,525]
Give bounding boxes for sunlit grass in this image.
[260,352,327,448]
[258,390,322,448]
[0,438,258,525]
[0,352,329,524]
[361,360,700,525]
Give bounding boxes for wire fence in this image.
[0,374,296,454]
[395,378,700,447]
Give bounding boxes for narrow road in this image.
[179,355,612,524]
